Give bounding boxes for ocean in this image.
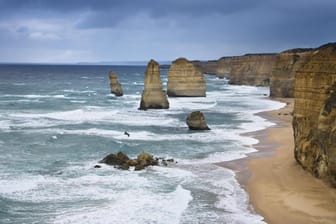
[0,64,284,224]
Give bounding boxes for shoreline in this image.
[217,97,336,223]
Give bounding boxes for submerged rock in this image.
[186,111,210,130]
[109,71,123,96]
[139,59,169,110]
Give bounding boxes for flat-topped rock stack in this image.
[167,57,206,97]
[293,43,336,186]
[139,59,169,110]
[109,71,123,96]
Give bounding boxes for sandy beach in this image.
[219,98,336,224]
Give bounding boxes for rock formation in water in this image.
[98,151,175,170]
[186,111,210,130]
[270,49,313,98]
[167,58,206,97]
[139,59,169,110]
[109,71,123,96]
[99,151,158,170]
[293,43,336,186]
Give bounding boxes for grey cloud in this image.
[0,0,264,28]
[0,0,335,62]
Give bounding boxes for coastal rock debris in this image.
[98,151,175,171]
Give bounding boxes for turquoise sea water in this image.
[0,64,284,224]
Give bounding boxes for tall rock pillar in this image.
[109,71,123,96]
[139,59,169,110]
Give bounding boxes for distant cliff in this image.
[225,54,277,86]
[293,43,336,186]
[270,50,313,98]
[196,54,277,86]
[195,51,315,97]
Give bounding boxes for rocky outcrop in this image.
[293,43,336,186]
[186,111,210,130]
[109,71,123,96]
[270,50,313,98]
[167,58,206,97]
[139,59,169,110]
[98,151,175,170]
[99,151,158,170]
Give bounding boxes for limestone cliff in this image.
[270,50,313,98]
[109,71,123,96]
[226,54,277,86]
[139,59,169,110]
[167,58,206,97]
[293,43,336,186]
[200,54,277,86]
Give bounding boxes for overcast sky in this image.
[0,0,335,63]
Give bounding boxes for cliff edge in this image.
[293,43,336,186]
[270,50,313,98]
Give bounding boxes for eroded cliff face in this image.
[227,54,277,86]
[139,59,169,110]
[293,43,336,186]
[167,58,206,97]
[270,50,313,98]
[201,54,277,86]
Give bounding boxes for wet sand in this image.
[218,98,336,224]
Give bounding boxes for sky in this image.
[0,0,335,63]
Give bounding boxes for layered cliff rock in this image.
[139,59,169,110]
[199,54,277,86]
[226,54,277,86]
[270,50,313,98]
[167,58,206,97]
[109,71,123,96]
[293,43,336,186]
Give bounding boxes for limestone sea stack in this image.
[293,43,336,186]
[186,111,210,130]
[109,71,123,96]
[139,59,169,110]
[167,58,206,97]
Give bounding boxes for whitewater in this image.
[0,64,284,224]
